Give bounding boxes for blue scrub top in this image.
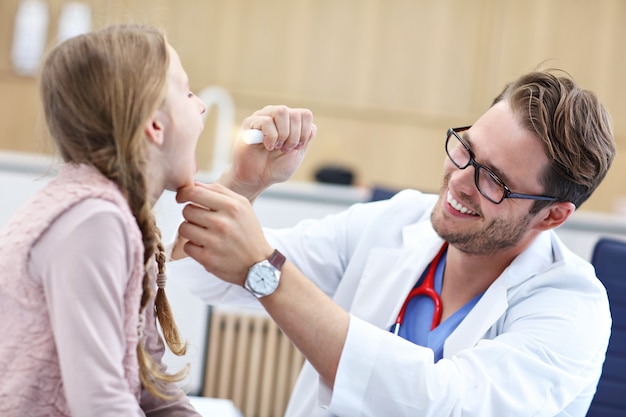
[391,248,483,361]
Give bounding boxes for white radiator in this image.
[203,309,304,417]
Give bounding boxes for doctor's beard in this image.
[431,185,535,256]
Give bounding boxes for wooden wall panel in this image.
[0,0,624,212]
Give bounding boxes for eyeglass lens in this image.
[446,131,505,204]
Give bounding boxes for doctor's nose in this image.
[448,161,479,197]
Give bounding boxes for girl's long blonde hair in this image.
[40,24,188,399]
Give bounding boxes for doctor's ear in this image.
[536,201,575,231]
[144,114,164,146]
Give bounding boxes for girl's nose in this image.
[198,97,207,115]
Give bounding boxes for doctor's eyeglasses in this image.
[445,126,559,205]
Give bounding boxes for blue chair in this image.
[587,238,626,416]
[369,186,399,202]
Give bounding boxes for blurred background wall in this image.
[1,0,624,213]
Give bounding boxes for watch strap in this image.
[268,249,286,270]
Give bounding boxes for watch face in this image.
[246,261,280,297]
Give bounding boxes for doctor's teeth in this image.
[447,193,476,215]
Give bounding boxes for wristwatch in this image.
[244,249,286,298]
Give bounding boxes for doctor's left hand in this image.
[217,105,316,202]
[176,181,274,285]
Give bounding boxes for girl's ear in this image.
[536,201,575,231]
[145,111,164,146]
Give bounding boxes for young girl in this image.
[0,24,206,416]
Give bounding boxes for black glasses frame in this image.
[445,126,559,205]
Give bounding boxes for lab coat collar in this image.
[443,230,555,356]
[349,207,443,330]
[348,202,558,356]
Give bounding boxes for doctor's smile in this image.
[446,190,479,216]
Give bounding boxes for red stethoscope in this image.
[392,243,448,335]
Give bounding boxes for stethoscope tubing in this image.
[392,243,448,335]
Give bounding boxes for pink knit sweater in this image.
[0,164,145,415]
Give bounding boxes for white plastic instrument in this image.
[242,129,264,145]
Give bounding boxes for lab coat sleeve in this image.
[327,261,611,417]
[264,197,399,297]
[168,196,396,306]
[167,256,262,309]
[330,316,459,417]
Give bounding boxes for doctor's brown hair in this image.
[39,24,187,399]
[493,70,615,213]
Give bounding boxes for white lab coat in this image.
[169,189,611,417]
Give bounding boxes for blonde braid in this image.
[155,238,187,356]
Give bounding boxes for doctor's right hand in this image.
[176,181,273,285]
[216,105,317,202]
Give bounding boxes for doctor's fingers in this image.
[297,122,317,150]
[279,108,315,152]
[176,182,243,209]
[245,105,314,151]
[180,203,216,230]
[178,215,240,256]
[177,220,202,248]
[180,202,246,238]
[179,212,270,277]
[181,195,265,244]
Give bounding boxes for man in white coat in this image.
[170,70,616,416]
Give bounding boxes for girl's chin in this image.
[169,175,195,192]
[180,177,195,189]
